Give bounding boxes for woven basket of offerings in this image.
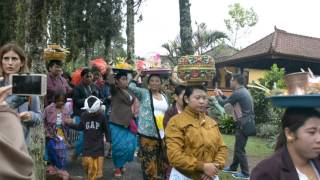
[43,44,69,61]
[177,55,216,84]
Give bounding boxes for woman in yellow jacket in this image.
[165,85,228,180]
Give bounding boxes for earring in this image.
[287,136,294,143]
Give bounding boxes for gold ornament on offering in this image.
[177,55,216,84]
[43,44,69,61]
[171,66,187,85]
[114,57,134,70]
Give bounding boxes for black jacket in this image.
[251,146,320,180]
[72,82,102,116]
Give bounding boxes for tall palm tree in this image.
[126,0,135,60]
[126,0,143,63]
[162,23,229,64]
[161,37,181,65]
[179,0,194,55]
[193,22,228,54]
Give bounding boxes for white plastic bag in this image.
[169,168,219,180]
[169,168,191,180]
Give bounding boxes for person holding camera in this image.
[0,43,42,141]
[215,74,255,180]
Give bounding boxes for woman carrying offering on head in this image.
[106,69,138,177]
[129,70,169,180]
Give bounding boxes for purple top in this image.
[46,74,72,106]
[163,105,179,129]
[43,103,70,139]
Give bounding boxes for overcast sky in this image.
[133,0,320,57]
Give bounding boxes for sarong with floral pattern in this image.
[139,136,166,180]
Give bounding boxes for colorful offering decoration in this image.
[113,57,134,70]
[89,58,108,75]
[177,55,216,83]
[139,53,171,75]
[71,67,84,86]
[136,60,146,71]
[145,53,162,69]
[112,53,171,75]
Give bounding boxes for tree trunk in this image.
[14,0,27,45]
[126,0,135,60]
[233,29,238,48]
[25,0,48,73]
[24,0,47,179]
[48,0,64,45]
[179,0,194,55]
[84,42,94,64]
[63,0,80,64]
[0,0,18,45]
[104,35,112,60]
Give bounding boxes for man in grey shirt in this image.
[215,74,255,180]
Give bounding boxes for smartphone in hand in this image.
[9,74,47,96]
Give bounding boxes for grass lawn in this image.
[222,134,274,157]
[218,134,274,180]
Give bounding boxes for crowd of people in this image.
[0,41,320,180]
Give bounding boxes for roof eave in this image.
[271,52,320,63]
[216,53,272,67]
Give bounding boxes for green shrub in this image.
[267,135,278,149]
[218,114,236,134]
[250,64,285,126]
[256,124,279,139]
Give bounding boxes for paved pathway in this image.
[67,157,143,180]
[65,150,266,180]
